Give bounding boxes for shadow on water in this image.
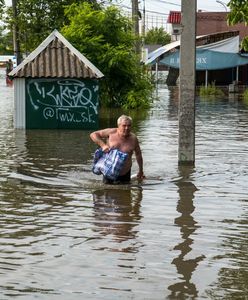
[168,165,205,299]
[92,188,143,251]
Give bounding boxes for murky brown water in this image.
[0,68,247,299]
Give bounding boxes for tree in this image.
[0,26,13,54]
[0,0,4,15]
[3,0,100,55]
[62,3,153,109]
[227,0,248,50]
[144,27,171,45]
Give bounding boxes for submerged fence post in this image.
[178,0,196,165]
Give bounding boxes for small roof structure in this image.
[9,29,104,79]
[167,11,181,24]
[146,40,180,65]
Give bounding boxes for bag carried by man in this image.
[92,148,128,180]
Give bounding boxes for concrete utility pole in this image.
[178,0,196,165]
[141,0,146,62]
[142,0,145,37]
[12,0,22,65]
[132,0,140,54]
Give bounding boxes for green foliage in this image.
[0,26,13,54]
[3,0,99,55]
[123,67,153,109]
[199,82,225,97]
[240,36,248,50]
[227,0,248,25]
[62,3,153,109]
[0,0,4,16]
[242,88,248,102]
[227,0,248,50]
[0,1,7,48]
[144,27,171,45]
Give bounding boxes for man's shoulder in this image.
[99,127,117,134]
[130,132,138,139]
[107,128,118,134]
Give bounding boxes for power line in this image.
[145,9,169,15]
[116,5,169,16]
[104,1,170,31]
[115,3,169,16]
[148,0,181,6]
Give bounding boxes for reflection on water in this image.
[92,188,143,249]
[168,166,205,299]
[0,68,248,299]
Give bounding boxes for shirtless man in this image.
[90,115,145,183]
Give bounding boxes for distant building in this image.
[197,11,248,40]
[146,31,248,86]
[0,55,17,68]
[167,11,181,41]
[167,11,248,42]
[146,12,248,87]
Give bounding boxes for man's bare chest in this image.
[108,134,135,153]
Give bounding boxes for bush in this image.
[144,27,171,45]
[243,88,248,99]
[199,82,225,97]
[62,3,153,109]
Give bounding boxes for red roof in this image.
[167,11,181,24]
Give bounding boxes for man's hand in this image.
[136,171,145,180]
[102,144,110,153]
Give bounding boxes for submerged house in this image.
[160,11,248,87]
[146,31,248,86]
[9,29,104,129]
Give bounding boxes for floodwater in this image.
[0,68,247,300]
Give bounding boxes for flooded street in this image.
[0,68,247,299]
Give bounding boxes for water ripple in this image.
[0,70,248,299]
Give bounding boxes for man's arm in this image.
[90,128,115,152]
[134,139,145,179]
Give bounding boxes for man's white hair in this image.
[117,115,132,126]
